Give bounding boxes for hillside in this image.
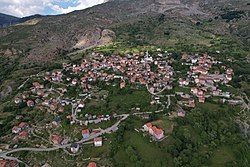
[0,13,20,28]
[0,0,249,63]
[0,13,44,28]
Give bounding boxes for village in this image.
[173,53,242,116]
[0,50,244,167]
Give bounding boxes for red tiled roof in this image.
[152,126,163,135]
[19,131,28,138]
[19,122,28,128]
[88,162,97,167]
[82,129,90,134]
[145,123,152,128]
[0,159,18,167]
[0,160,7,167]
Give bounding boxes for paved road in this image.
[166,95,175,109]
[71,94,91,124]
[146,84,169,96]
[0,114,129,161]
[10,70,174,165]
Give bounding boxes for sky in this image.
[0,0,107,17]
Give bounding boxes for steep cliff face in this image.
[73,28,116,49]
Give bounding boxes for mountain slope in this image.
[0,13,44,28]
[0,13,20,28]
[0,0,249,64]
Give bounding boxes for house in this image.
[94,137,102,147]
[198,96,205,103]
[35,98,42,104]
[178,78,185,86]
[0,160,8,167]
[78,102,85,108]
[197,90,204,97]
[42,100,50,106]
[26,100,35,107]
[12,126,21,134]
[212,89,221,96]
[148,125,155,136]
[52,116,61,127]
[120,81,126,89]
[70,143,79,153]
[188,99,195,108]
[82,129,90,139]
[149,87,155,93]
[226,74,232,81]
[180,94,190,99]
[0,159,19,167]
[51,134,63,145]
[213,77,221,83]
[191,87,198,95]
[226,68,233,75]
[22,94,28,99]
[71,78,77,85]
[18,122,29,129]
[14,98,22,104]
[141,114,150,119]
[58,106,64,113]
[179,78,189,86]
[228,100,242,106]
[143,122,164,140]
[37,90,45,97]
[191,58,198,64]
[181,53,188,60]
[87,162,97,167]
[143,122,152,131]
[93,119,101,124]
[151,126,164,140]
[194,78,200,84]
[177,110,186,117]
[50,101,58,111]
[33,82,44,89]
[221,92,231,98]
[18,131,29,139]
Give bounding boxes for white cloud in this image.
[48,0,106,14]
[0,0,106,17]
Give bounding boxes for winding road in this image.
[0,114,129,166]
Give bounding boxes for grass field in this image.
[210,146,235,167]
[114,131,173,167]
[107,89,156,114]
